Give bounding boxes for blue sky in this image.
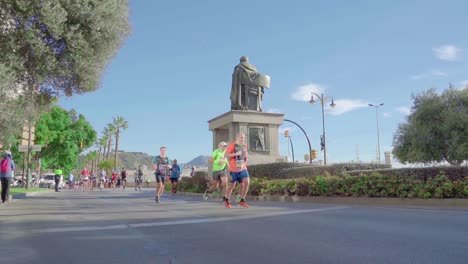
[60,0,468,164]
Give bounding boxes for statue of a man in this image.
[230,56,270,111]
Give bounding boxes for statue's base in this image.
[208,110,286,165]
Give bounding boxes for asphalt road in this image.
[1,189,467,264]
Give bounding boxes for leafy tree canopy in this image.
[0,0,130,96]
[393,88,468,165]
[35,106,96,173]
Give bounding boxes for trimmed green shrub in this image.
[248,173,468,199]
[346,166,468,181]
[248,162,390,179]
[178,171,209,193]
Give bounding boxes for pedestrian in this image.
[190,167,195,177]
[121,167,127,190]
[68,173,74,191]
[0,151,16,204]
[169,159,182,195]
[152,146,172,203]
[81,167,90,192]
[225,132,250,208]
[135,166,143,191]
[99,169,106,191]
[54,168,62,192]
[203,142,229,203]
[111,170,118,189]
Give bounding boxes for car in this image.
[39,173,65,189]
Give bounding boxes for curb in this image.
[178,192,468,209]
[10,189,54,200]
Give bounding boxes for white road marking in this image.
[37,206,349,233]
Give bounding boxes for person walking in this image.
[152,146,172,203]
[225,132,250,208]
[0,151,15,204]
[203,142,229,203]
[169,159,182,195]
[54,169,63,192]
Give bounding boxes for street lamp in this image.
[309,93,335,165]
[368,103,384,163]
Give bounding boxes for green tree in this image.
[34,106,97,173]
[393,88,468,165]
[112,116,128,170]
[0,0,130,97]
[0,0,130,148]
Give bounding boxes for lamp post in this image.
[368,103,384,163]
[309,93,335,165]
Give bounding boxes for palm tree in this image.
[103,124,116,159]
[112,116,128,170]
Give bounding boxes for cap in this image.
[218,141,227,147]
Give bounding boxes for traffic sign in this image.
[31,145,41,151]
[18,145,28,152]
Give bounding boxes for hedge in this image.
[345,167,468,182]
[248,174,468,199]
[248,162,391,179]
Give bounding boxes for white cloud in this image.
[411,70,447,80]
[383,112,392,118]
[290,83,325,102]
[266,108,281,113]
[326,99,369,116]
[459,80,468,89]
[396,106,411,115]
[433,45,462,61]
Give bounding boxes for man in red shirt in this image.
[81,167,90,192]
[224,132,250,208]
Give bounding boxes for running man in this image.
[80,167,90,192]
[99,169,107,191]
[135,166,143,191]
[121,167,127,190]
[152,146,172,203]
[111,170,118,190]
[203,141,229,203]
[169,159,181,195]
[225,132,250,208]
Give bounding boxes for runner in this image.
[135,166,143,191]
[90,172,96,191]
[99,169,107,191]
[121,167,127,190]
[152,146,172,203]
[203,141,229,203]
[111,170,118,190]
[169,159,182,195]
[225,132,250,208]
[80,167,90,192]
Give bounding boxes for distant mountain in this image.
[185,155,210,166]
[115,151,153,169]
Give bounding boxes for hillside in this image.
[107,151,209,169]
[113,151,153,169]
[185,155,210,166]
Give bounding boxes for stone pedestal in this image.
[208,111,286,165]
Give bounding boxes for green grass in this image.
[9,188,47,195]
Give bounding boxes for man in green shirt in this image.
[54,169,63,192]
[203,141,228,203]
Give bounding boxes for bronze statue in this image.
[230,56,270,111]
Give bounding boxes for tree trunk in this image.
[114,128,120,170]
[106,135,113,159]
